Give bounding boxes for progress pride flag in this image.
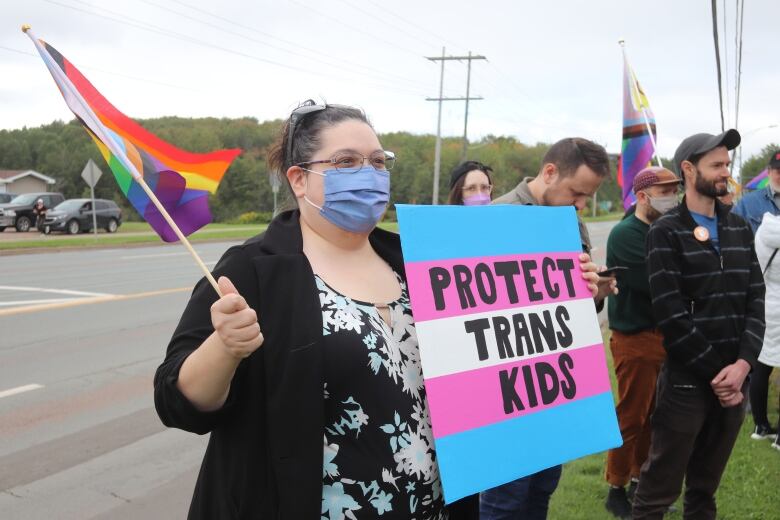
[396,204,621,503]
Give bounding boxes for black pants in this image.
[749,361,777,428]
[632,368,745,520]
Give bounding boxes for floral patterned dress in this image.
[316,274,447,520]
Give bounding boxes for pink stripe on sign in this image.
[425,343,611,439]
[405,252,591,322]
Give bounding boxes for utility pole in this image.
[425,49,486,204]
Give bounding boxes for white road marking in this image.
[0,298,74,307]
[0,285,112,297]
[0,384,44,399]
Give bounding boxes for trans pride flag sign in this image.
[396,204,621,502]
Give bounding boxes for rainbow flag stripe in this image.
[34,39,240,241]
[746,169,769,190]
[618,55,656,209]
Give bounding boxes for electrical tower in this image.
[425,47,486,204]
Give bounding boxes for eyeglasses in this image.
[462,183,493,194]
[299,150,396,172]
[286,100,327,167]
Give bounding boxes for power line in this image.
[0,44,203,92]
[335,0,441,51]
[41,0,430,98]
[734,0,745,132]
[360,0,467,54]
[147,0,434,92]
[710,0,725,131]
[287,0,425,59]
[722,0,730,126]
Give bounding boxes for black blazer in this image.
[154,210,478,519]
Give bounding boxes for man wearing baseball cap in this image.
[632,130,765,519]
[603,167,681,518]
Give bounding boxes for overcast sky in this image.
[1,0,778,166]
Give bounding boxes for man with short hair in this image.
[493,137,609,258]
[603,167,681,519]
[482,137,615,519]
[632,130,765,519]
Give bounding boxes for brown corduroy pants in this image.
[604,329,666,487]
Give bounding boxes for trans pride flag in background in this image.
[26,30,240,242]
[617,54,657,209]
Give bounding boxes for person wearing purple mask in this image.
[447,160,494,206]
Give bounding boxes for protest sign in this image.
[396,203,621,503]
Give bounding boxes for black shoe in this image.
[627,480,638,502]
[751,424,779,440]
[605,486,632,519]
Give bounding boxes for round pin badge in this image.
[693,226,710,242]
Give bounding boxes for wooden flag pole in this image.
[23,24,222,297]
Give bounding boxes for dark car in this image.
[0,192,65,232]
[0,193,13,204]
[43,198,123,235]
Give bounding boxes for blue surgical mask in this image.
[304,166,390,233]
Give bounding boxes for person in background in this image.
[447,160,493,206]
[32,198,47,233]
[603,167,681,519]
[752,212,780,449]
[483,137,617,520]
[732,150,780,233]
[633,129,765,519]
[732,151,780,440]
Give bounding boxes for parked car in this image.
[43,198,123,235]
[0,192,65,232]
[0,193,13,204]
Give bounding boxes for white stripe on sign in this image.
[415,297,603,379]
[0,384,44,399]
[0,285,112,297]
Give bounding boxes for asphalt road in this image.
[0,220,617,519]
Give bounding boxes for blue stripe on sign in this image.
[395,204,582,262]
[434,391,622,504]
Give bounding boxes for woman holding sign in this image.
[154,101,602,519]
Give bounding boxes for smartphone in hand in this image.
[598,266,629,278]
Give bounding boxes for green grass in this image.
[114,222,254,233]
[0,221,402,252]
[582,211,624,223]
[548,329,780,519]
[0,223,267,251]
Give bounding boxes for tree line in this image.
[0,117,773,222]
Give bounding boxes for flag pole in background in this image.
[23,24,225,296]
